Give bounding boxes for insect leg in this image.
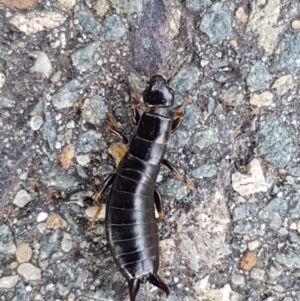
[89,173,116,229]
[128,278,140,301]
[106,113,128,144]
[154,188,164,223]
[171,96,189,133]
[161,159,195,192]
[130,87,142,125]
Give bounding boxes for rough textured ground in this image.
[0,0,300,301]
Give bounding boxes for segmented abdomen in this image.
[105,112,171,280]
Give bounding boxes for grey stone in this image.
[76,130,107,153]
[0,225,16,255]
[186,0,201,12]
[96,163,114,176]
[273,31,300,74]
[199,3,231,44]
[219,86,244,106]
[42,112,56,151]
[102,14,126,41]
[183,105,201,130]
[82,96,108,124]
[231,274,244,286]
[30,97,45,116]
[233,220,261,237]
[39,230,59,260]
[12,281,28,301]
[276,249,300,269]
[41,168,79,190]
[160,178,188,200]
[246,62,272,92]
[258,116,296,168]
[289,167,300,177]
[70,190,93,202]
[170,66,201,93]
[0,95,16,108]
[169,130,191,148]
[110,0,143,14]
[208,97,216,115]
[191,128,218,150]
[192,164,217,179]
[60,204,79,232]
[233,202,259,221]
[258,198,288,230]
[289,196,300,219]
[76,165,88,179]
[71,42,99,73]
[52,80,81,109]
[76,10,101,36]
[250,268,265,281]
[214,71,227,83]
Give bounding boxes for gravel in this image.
[1,0,300,300]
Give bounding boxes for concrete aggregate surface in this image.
[0,0,300,300]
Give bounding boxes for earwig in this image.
[93,75,193,301]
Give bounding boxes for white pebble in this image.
[85,205,106,220]
[30,52,52,79]
[30,116,44,131]
[37,212,49,223]
[248,240,260,251]
[291,19,300,30]
[13,189,32,208]
[15,243,33,263]
[0,72,5,88]
[76,154,90,166]
[0,275,19,289]
[61,234,73,252]
[290,222,297,230]
[17,263,41,281]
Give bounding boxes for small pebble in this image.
[248,240,260,251]
[13,189,32,208]
[57,0,76,10]
[235,7,248,24]
[250,91,273,107]
[85,205,106,220]
[30,116,44,131]
[0,72,5,88]
[37,212,49,223]
[50,71,61,83]
[297,220,300,233]
[18,263,41,281]
[231,274,244,286]
[290,222,297,230]
[15,243,33,263]
[46,212,67,229]
[76,154,90,166]
[61,234,73,253]
[291,19,300,30]
[0,275,19,289]
[30,52,52,79]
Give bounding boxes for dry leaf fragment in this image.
[59,144,75,170]
[107,142,127,166]
[0,0,37,9]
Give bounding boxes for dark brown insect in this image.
[93,75,193,301]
